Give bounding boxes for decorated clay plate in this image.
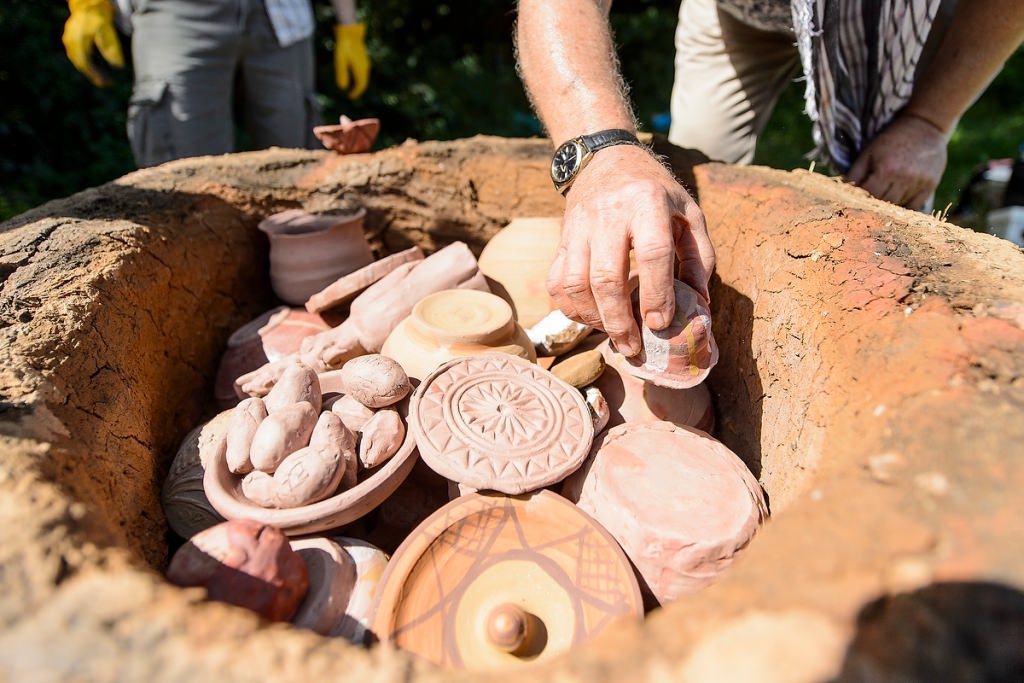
[203,399,418,536]
[409,353,594,494]
[372,491,643,670]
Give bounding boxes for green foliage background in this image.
[1,0,1021,220]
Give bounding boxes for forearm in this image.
[904,0,1024,133]
[331,0,357,24]
[516,0,633,145]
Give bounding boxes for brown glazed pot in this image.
[258,209,374,305]
[477,217,562,327]
[381,289,537,381]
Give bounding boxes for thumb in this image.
[94,22,125,69]
[845,151,871,185]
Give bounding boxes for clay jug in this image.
[382,289,537,381]
[259,209,373,305]
[478,217,561,327]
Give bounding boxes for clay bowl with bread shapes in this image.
[203,397,418,536]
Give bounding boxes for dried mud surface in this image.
[0,137,1021,682]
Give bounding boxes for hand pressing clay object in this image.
[341,354,411,408]
[166,519,309,622]
[359,408,405,468]
[625,280,719,389]
[162,414,231,539]
[225,397,267,474]
[331,394,375,433]
[551,349,606,389]
[527,309,592,356]
[289,537,357,635]
[263,362,322,414]
[305,245,425,314]
[563,421,767,604]
[249,401,318,473]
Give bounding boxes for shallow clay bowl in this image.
[203,400,418,535]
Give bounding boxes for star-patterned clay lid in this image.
[372,491,643,671]
[409,353,594,494]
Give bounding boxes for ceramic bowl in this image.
[313,116,381,155]
[203,399,418,535]
[477,217,561,327]
[381,289,536,381]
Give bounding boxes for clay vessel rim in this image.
[203,400,417,534]
[258,208,367,238]
[410,290,517,344]
[226,307,288,348]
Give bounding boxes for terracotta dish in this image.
[372,491,642,670]
[477,217,562,327]
[305,246,425,313]
[563,421,767,604]
[382,289,537,381]
[313,116,381,155]
[202,400,418,535]
[410,353,593,494]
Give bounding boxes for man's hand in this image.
[63,0,124,88]
[334,23,370,100]
[548,144,714,357]
[845,113,948,209]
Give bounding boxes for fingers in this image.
[95,22,124,70]
[632,200,677,332]
[845,153,870,185]
[348,56,370,100]
[591,224,640,356]
[674,204,714,302]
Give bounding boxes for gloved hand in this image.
[334,22,370,100]
[63,0,124,87]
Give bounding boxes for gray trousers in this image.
[127,0,319,168]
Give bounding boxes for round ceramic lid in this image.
[410,353,594,494]
[372,491,643,671]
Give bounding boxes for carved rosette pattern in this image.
[411,354,594,494]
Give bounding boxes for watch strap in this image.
[580,129,641,154]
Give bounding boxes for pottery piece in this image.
[166,519,309,622]
[358,408,405,468]
[583,386,610,433]
[271,443,344,508]
[563,421,767,604]
[595,339,715,433]
[289,537,357,635]
[373,491,642,671]
[551,349,606,389]
[162,415,230,539]
[241,470,278,507]
[478,217,562,327]
[249,401,318,473]
[410,353,593,494]
[313,115,381,155]
[259,209,374,305]
[341,354,411,408]
[203,399,419,535]
[263,362,322,415]
[527,309,592,356]
[317,369,346,395]
[383,289,537,381]
[305,246,425,313]
[225,397,267,474]
[624,280,719,389]
[331,394,375,433]
[329,537,389,643]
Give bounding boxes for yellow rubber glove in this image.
[334,22,370,100]
[63,0,124,87]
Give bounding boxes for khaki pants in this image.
[126,0,319,168]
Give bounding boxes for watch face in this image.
[551,140,583,185]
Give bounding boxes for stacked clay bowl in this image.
[373,491,643,670]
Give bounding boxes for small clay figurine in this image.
[331,394,375,433]
[341,354,411,408]
[263,362,322,414]
[166,519,309,622]
[358,408,405,468]
[225,397,267,474]
[249,401,318,473]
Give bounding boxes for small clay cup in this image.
[624,280,719,389]
[381,289,537,381]
[259,209,373,305]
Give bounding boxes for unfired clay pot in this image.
[382,289,537,381]
[259,209,373,305]
[373,491,642,671]
[410,353,593,494]
[478,217,561,327]
[214,307,331,408]
[563,421,767,604]
[624,279,719,389]
[313,115,381,155]
[305,246,425,314]
[595,339,715,433]
[166,519,309,622]
[203,399,418,535]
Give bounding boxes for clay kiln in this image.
[1,137,1022,681]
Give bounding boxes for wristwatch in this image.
[550,129,643,195]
